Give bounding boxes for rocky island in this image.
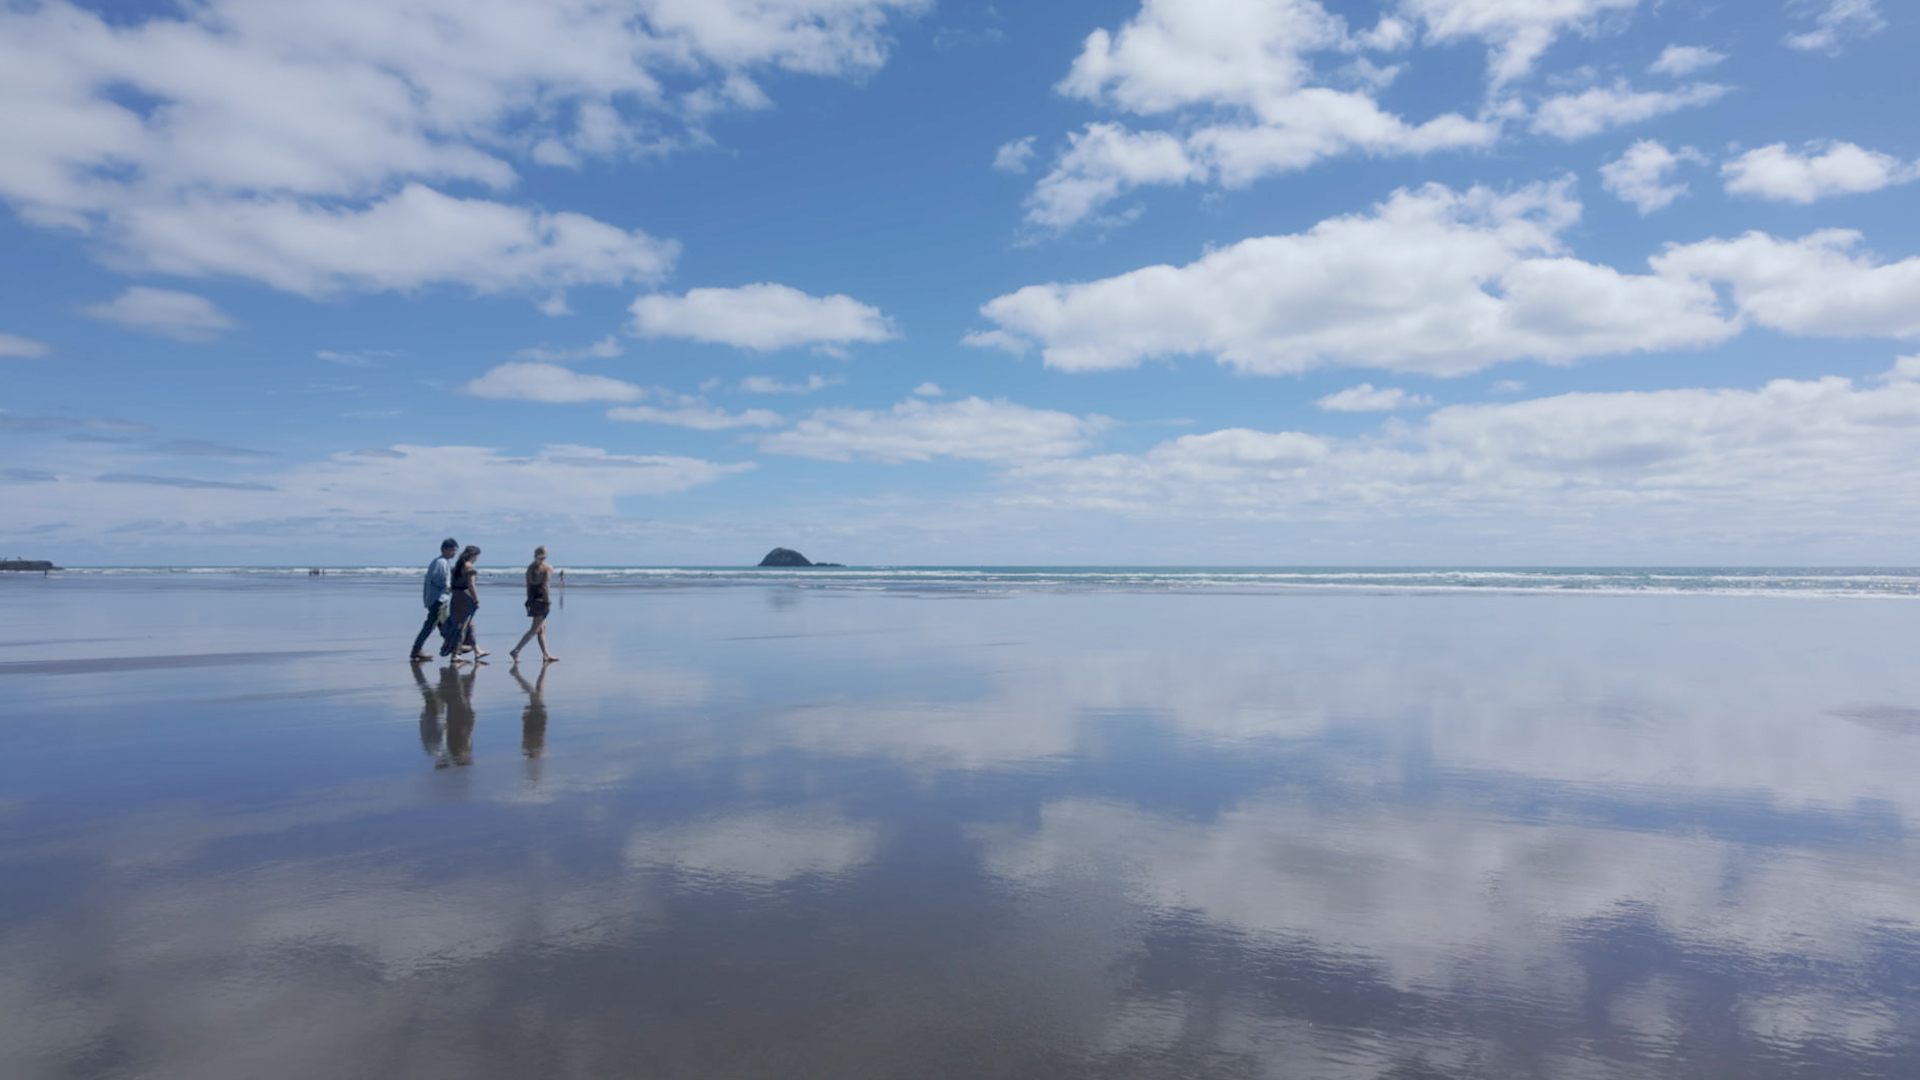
[0,559,59,572]
[756,548,844,568]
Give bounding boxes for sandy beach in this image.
[2,572,1919,1077]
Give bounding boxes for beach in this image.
[3,571,1919,1077]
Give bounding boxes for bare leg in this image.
[511,616,543,662]
[538,621,556,662]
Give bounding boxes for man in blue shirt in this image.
[410,538,459,662]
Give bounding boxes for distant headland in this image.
[756,547,845,568]
[0,559,59,572]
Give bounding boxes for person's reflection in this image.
[411,662,445,760]
[438,663,479,768]
[511,663,549,785]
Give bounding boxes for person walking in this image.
[510,546,558,664]
[442,545,488,663]
[410,538,458,663]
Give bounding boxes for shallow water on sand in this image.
[2,574,1919,1078]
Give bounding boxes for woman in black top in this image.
[444,545,488,663]
[510,545,558,665]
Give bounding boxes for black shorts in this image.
[526,600,551,619]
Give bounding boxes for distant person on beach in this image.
[442,544,488,663]
[410,538,458,663]
[511,546,558,664]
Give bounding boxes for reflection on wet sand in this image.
[2,585,1919,1077]
[410,662,478,768]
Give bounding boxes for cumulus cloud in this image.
[606,403,781,429]
[738,374,842,394]
[1722,141,1919,204]
[761,396,1110,464]
[1784,0,1885,54]
[1010,369,1920,530]
[1649,44,1726,77]
[1316,384,1436,412]
[629,283,896,351]
[992,136,1037,173]
[0,332,50,358]
[2,441,754,545]
[116,185,678,298]
[464,362,647,404]
[1531,80,1727,140]
[1600,139,1704,213]
[1398,0,1643,86]
[513,337,624,363]
[82,287,235,342]
[1654,230,1920,339]
[0,0,922,296]
[976,181,1734,377]
[1023,0,1496,228]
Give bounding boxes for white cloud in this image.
[0,332,50,358]
[1,442,752,542]
[1399,0,1643,86]
[977,181,1734,377]
[464,362,646,404]
[0,0,922,295]
[629,283,896,351]
[1023,0,1496,228]
[1655,230,1920,339]
[1648,44,1726,77]
[1784,0,1885,54]
[1025,124,1206,228]
[1011,371,1920,532]
[911,382,944,396]
[761,396,1110,464]
[992,136,1037,173]
[606,403,781,429]
[1059,0,1350,116]
[1531,80,1727,140]
[513,336,624,362]
[1316,383,1436,412]
[738,374,842,395]
[82,287,234,342]
[1883,355,1920,383]
[1721,141,1919,204]
[1492,379,1526,393]
[1600,139,1703,213]
[115,184,678,298]
[315,348,399,367]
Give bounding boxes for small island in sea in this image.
[755,547,844,568]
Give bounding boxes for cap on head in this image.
[441,538,458,552]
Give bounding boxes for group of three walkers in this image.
[409,538,559,666]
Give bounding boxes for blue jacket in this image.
[422,556,453,609]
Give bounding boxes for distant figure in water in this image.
[410,537,458,663]
[511,546,558,664]
[442,544,487,663]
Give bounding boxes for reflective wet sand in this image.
[3,574,1919,1078]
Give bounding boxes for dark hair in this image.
[441,538,458,552]
[459,545,481,564]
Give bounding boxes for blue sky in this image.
[3,0,1918,565]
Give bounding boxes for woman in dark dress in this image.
[510,546,558,665]
[444,545,487,663]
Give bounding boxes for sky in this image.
[2,0,1918,567]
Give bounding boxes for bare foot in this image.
[473,649,490,659]
[542,655,559,663]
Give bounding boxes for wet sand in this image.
[2,574,1919,1078]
